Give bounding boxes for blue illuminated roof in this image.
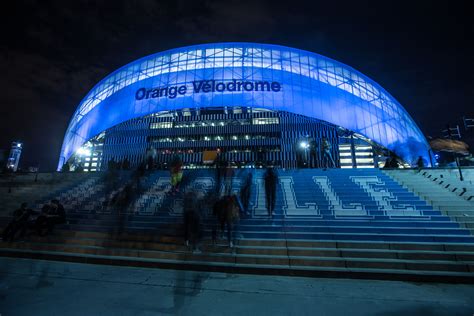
[58,42,429,169]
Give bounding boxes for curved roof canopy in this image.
[58,42,429,169]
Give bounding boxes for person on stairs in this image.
[239,172,252,216]
[170,154,183,194]
[2,202,36,242]
[264,167,278,218]
[221,195,240,248]
[321,137,336,169]
[183,191,202,252]
[35,200,66,236]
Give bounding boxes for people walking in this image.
[264,167,278,218]
[240,172,252,216]
[223,162,234,196]
[215,153,225,194]
[170,154,183,194]
[321,137,336,169]
[222,195,240,247]
[212,195,240,247]
[212,196,226,244]
[416,156,425,172]
[183,191,201,251]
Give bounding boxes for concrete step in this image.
[1,243,473,283]
[8,229,474,251]
[1,240,472,273]
[21,235,474,262]
[0,249,474,283]
[61,224,474,243]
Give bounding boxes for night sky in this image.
[1,1,472,171]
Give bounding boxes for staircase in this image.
[419,168,474,201]
[384,169,474,234]
[0,173,93,216]
[1,168,473,282]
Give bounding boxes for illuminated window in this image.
[252,117,279,125]
[150,122,173,129]
[339,158,353,163]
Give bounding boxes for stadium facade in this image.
[58,43,430,171]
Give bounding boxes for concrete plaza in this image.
[0,257,473,315]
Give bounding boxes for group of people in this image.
[183,190,244,251]
[182,165,279,251]
[2,200,66,242]
[299,137,336,169]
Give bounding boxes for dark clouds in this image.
[0,0,473,170]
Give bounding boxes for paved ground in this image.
[0,258,473,316]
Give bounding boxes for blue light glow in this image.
[58,43,429,169]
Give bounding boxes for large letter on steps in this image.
[313,176,366,216]
[280,176,319,216]
[350,176,421,216]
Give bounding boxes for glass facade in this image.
[89,109,341,170]
[58,43,429,170]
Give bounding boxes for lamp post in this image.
[299,140,310,168]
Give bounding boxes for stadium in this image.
[2,42,474,286]
[58,42,430,171]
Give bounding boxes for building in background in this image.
[6,142,23,172]
[58,43,430,171]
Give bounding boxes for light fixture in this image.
[77,147,91,156]
[300,141,309,149]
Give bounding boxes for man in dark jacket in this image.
[183,191,201,251]
[2,202,35,241]
[240,172,252,216]
[35,200,67,236]
[264,168,278,218]
[47,199,66,229]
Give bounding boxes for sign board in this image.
[203,150,218,164]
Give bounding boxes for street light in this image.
[299,140,310,167]
[300,141,309,149]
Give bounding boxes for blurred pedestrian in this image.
[2,202,35,241]
[215,153,225,194]
[240,172,252,216]
[416,156,425,172]
[224,162,234,196]
[212,196,225,244]
[264,167,278,218]
[183,191,201,251]
[170,154,183,194]
[221,195,240,247]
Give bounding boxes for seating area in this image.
[1,168,473,282]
